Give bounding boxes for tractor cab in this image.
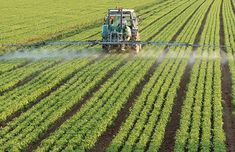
[102,8,141,53]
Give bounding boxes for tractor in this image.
[101,8,141,53]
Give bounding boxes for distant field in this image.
[0,0,156,45]
[0,0,235,151]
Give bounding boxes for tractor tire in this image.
[102,44,109,52]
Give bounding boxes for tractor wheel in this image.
[102,44,109,52]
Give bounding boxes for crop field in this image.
[0,0,235,151]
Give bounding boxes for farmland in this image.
[0,0,235,151]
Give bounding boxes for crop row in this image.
[107,50,180,152]
[107,48,188,152]
[0,59,57,93]
[174,0,226,150]
[140,0,197,40]
[34,51,161,152]
[153,0,205,42]
[174,50,226,152]
[0,59,28,75]
[0,58,90,122]
[0,54,127,151]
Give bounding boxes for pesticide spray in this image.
[0,48,101,60]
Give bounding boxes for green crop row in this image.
[200,49,213,151]
[0,59,28,75]
[140,0,196,40]
[0,54,127,151]
[34,51,161,152]
[107,50,181,152]
[174,0,226,150]
[213,49,226,151]
[108,48,190,152]
[173,50,202,151]
[174,50,225,152]
[146,48,189,152]
[0,58,90,122]
[0,60,57,93]
[153,0,205,42]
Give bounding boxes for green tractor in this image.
[102,8,141,53]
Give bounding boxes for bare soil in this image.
[221,52,235,152]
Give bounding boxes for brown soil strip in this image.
[0,61,60,96]
[220,0,226,50]
[25,57,126,152]
[0,57,101,128]
[220,51,235,152]
[90,51,168,152]
[220,1,235,150]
